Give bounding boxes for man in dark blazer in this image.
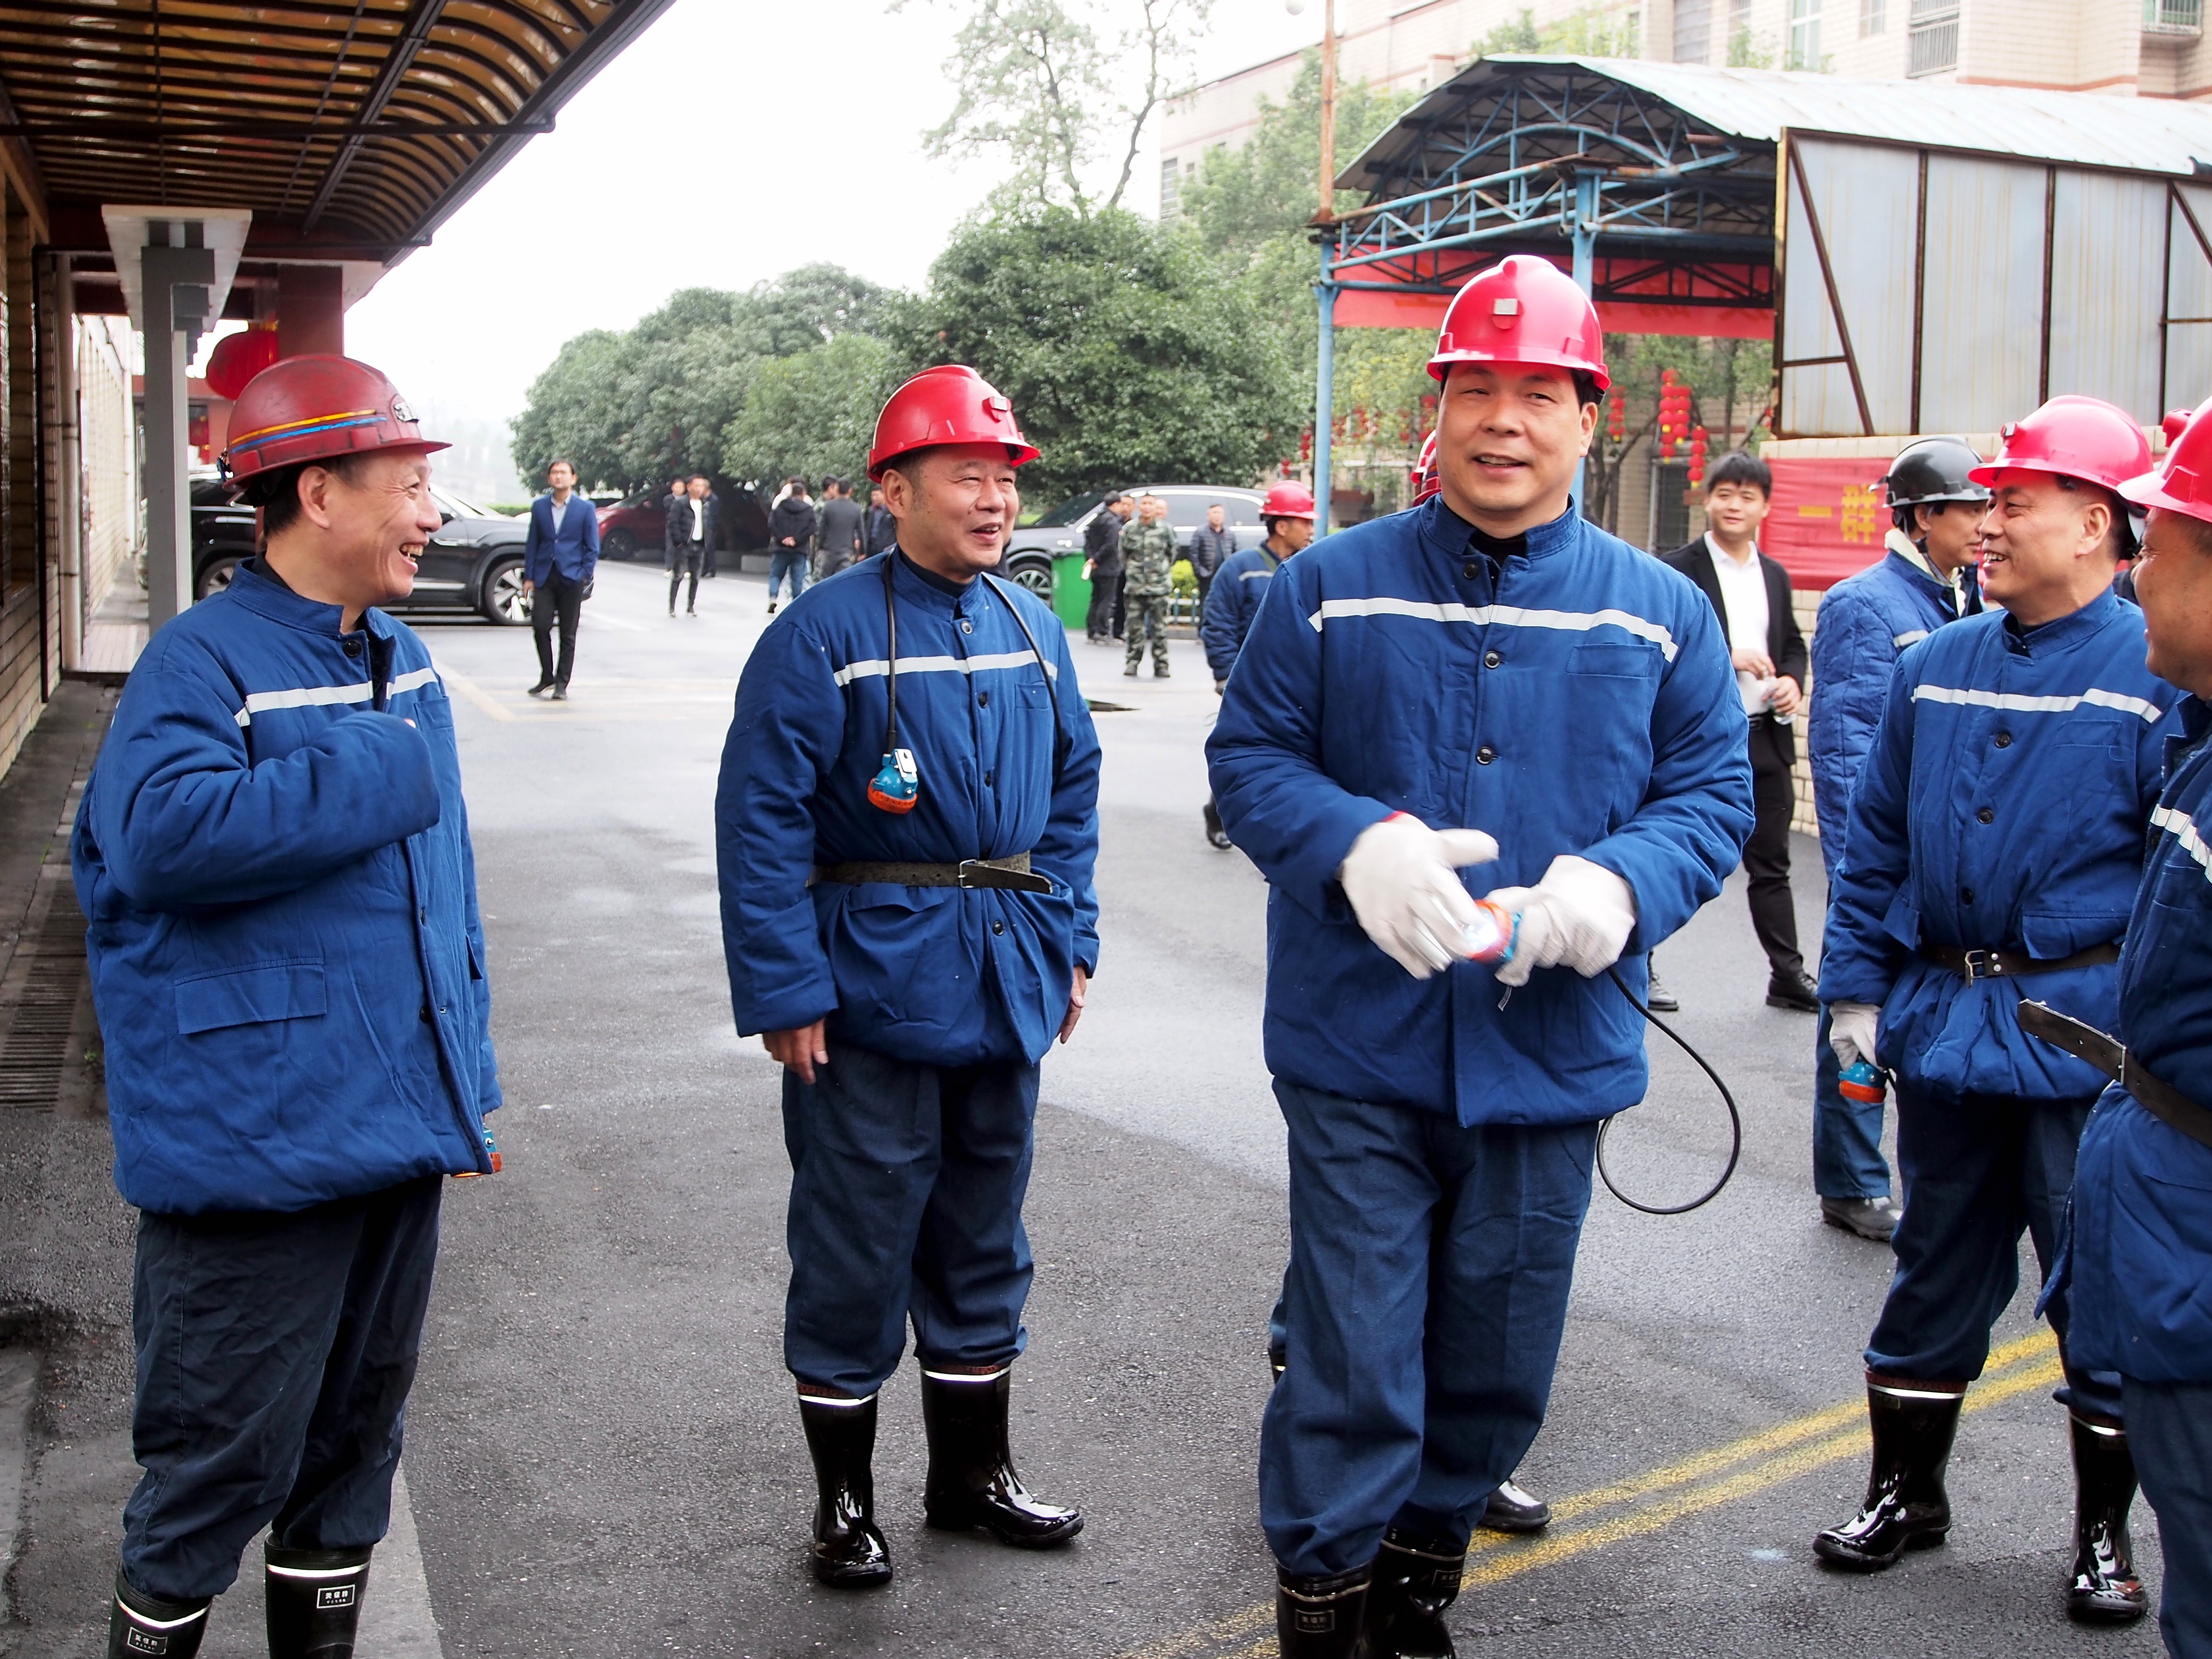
[1662,449,1818,1010]
[523,458,599,699]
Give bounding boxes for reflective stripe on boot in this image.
[264,1543,371,1658]
[1813,1379,1961,1570]
[2067,1414,2149,1624]
[108,1573,210,1658]
[1277,1563,1370,1659]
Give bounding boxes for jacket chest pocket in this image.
[175,960,327,1034]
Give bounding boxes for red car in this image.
[594,482,768,563]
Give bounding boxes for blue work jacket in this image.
[1820,589,2183,1101]
[1808,536,1970,880]
[72,564,500,1216]
[1201,545,1283,681]
[2065,697,2212,1381]
[717,552,1103,1068]
[1206,497,1754,1126]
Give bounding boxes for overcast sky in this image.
[329,0,1319,444]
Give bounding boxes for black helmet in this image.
[1884,436,1990,510]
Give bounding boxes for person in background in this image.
[816,477,866,579]
[1803,437,1987,1243]
[666,475,702,617]
[1662,453,1818,1012]
[1201,482,1314,851]
[1083,492,1131,645]
[524,457,598,700]
[866,484,898,557]
[1120,493,1177,679]
[767,476,817,615]
[1190,502,1237,615]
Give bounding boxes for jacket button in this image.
[1484,650,1502,669]
[420,1003,433,1022]
[984,770,996,788]
[1461,560,1480,580]
[1961,888,1976,904]
[960,619,973,634]
[977,691,990,708]
[1977,807,1994,824]
[992,919,1006,936]
[343,637,363,657]
[1994,732,2012,747]
[1476,745,1496,764]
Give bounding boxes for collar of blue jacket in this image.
[2001,583,2122,656]
[229,558,393,641]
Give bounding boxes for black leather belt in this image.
[2019,999,2212,1151]
[809,853,1051,893]
[1919,942,2121,984]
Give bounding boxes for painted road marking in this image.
[434,665,734,724]
[1115,1330,2061,1659]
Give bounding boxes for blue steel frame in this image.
[1312,59,1779,530]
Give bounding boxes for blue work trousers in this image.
[1261,1078,1598,1577]
[122,1177,443,1601]
[782,1042,1039,1398]
[2125,1376,2212,1659]
[1813,1004,1892,1200]
[768,550,810,605]
[1866,1084,2121,1420]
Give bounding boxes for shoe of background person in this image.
[1361,1527,1464,1658]
[767,601,777,614]
[1203,800,1234,851]
[2066,1415,2150,1624]
[1124,665,1138,677]
[1646,965,1679,1013]
[1276,1565,1369,1659]
[1821,1196,1900,1243]
[1478,1478,1551,1534]
[551,685,569,701]
[265,1542,371,1656]
[920,1369,1083,1548]
[527,678,553,697]
[1766,968,1821,1012]
[108,1572,210,1658]
[797,1395,894,1589]
[1814,1385,1960,1570]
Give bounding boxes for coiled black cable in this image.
[1595,964,1743,1215]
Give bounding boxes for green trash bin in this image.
[1051,553,1092,632]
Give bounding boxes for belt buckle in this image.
[955,859,988,889]
[1962,949,1993,984]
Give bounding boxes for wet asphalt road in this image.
[390,556,2162,1659]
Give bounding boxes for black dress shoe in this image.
[1277,1564,1369,1659]
[1203,800,1234,850]
[1362,1527,1464,1657]
[920,1368,1083,1547]
[1766,968,1820,1012]
[2067,1415,2149,1623]
[527,679,553,697]
[1478,1477,1551,1534]
[1815,1382,1960,1569]
[798,1395,894,1589]
[550,685,569,700]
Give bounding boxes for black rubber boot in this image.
[1358,1527,1464,1658]
[264,1543,371,1657]
[920,1368,1083,1547]
[1203,799,1234,850]
[107,1572,209,1658]
[1278,1564,1370,1659]
[798,1394,894,1588]
[1478,1477,1551,1534]
[1814,1381,1961,1569]
[2066,1415,2150,1624]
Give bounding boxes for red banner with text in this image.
[1763,456,1890,592]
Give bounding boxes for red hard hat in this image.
[1260,480,1316,521]
[1967,395,2151,493]
[1428,254,1610,392]
[221,354,445,481]
[866,364,1039,481]
[2122,396,2212,526]
[1412,431,1441,505]
[2165,408,2197,445]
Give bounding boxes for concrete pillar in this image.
[51,256,80,671]
[142,242,215,632]
[9,193,36,609]
[277,265,344,359]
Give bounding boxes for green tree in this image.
[721,334,903,485]
[909,204,1302,501]
[509,329,634,491]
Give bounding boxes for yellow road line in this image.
[434,665,515,724]
[1115,1329,2061,1659]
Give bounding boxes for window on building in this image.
[2145,0,2202,34]
[1860,0,1885,34]
[1652,460,1692,552]
[1907,0,1958,71]
[1789,0,1822,67]
[1674,0,1714,60]
[1726,0,1754,59]
[1160,156,1180,220]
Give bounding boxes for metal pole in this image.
[141,240,214,633]
[1314,269,1337,538]
[1317,0,1337,224]
[1572,170,1600,509]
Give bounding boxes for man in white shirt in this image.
[1662,451,1818,1011]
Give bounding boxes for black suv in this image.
[1000,484,1271,596]
[192,476,533,625]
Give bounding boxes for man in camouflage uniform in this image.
[1121,494,1177,678]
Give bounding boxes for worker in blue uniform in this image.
[1201,480,1315,850]
[1805,437,1987,1244]
[2058,397,2212,1658]
[75,356,500,1659]
[1208,255,1755,1659]
[1815,395,2178,1625]
[717,365,1102,1591]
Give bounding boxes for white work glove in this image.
[1829,1001,1881,1070]
[1484,856,1638,989]
[1338,814,1501,980]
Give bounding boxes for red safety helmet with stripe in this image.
[1967,395,2151,494]
[2122,396,2212,527]
[1428,255,1611,392]
[1411,432,1441,506]
[867,364,1039,481]
[1260,480,1316,521]
[221,354,446,481]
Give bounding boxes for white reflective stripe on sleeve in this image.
[234,679,375,726]
[1910,684,2166,723]
[2152,803,2212,880]
[1239,568,1274,582]
[390,665,441,697]
[1893,630,1930,648]
[832,650,1058,688]
[1304,597,1679,661]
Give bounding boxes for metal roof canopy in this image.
[0,0,675,278]
[1324,56,2212,436]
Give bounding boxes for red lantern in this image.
[203,325,280,401]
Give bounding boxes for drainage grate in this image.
[0,895,88,1111]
